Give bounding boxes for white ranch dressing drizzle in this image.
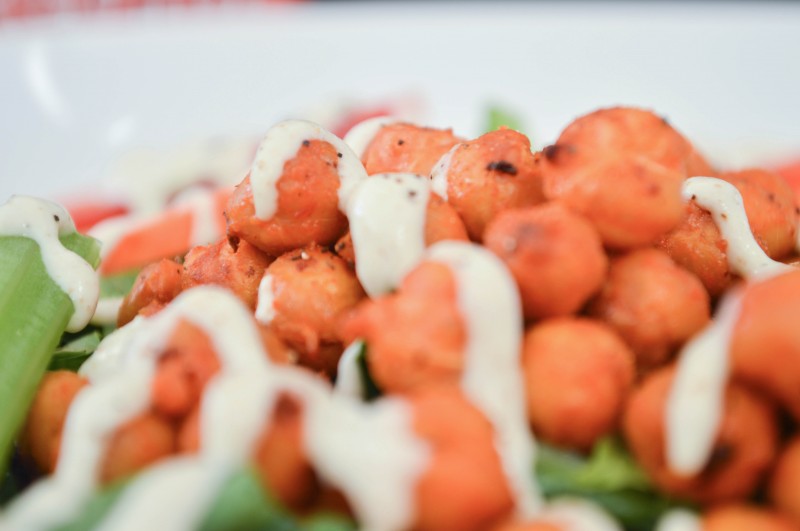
[665,290,743,475]
[654,508,702,531]
[347,173,431,297]
[254,274,277,325]
[335,340,366,399]
[0,196,99,332]
[683,176,793,280]
[90,296,124,327]
[537,498,623,531]
[249,120,368,220]
[342,116,395,160]
[425,241,541,517]
[429,144,460,200]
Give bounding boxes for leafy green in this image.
[99,271,138,299]
[48,329,103,372]
[485,104,525,134]
[536,437,691,531]
[357,344,382,401]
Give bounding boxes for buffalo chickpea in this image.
[768,437,800,526]
[262,245,366,376]
[589,248,710,371]
[339,262,465,394]
[226,139,348,256]
[623,366,778,505]
[410,385,514,531]
[522,318,635,451]
[703,504,797,531]
[182,238,272,310]
[361,122,463,176]
[20,371,88,474]
[436,128,545,241]
[484,203,607,320]
[118,258,183,326]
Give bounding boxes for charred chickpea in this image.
[261,245,366,376]
[20,371,88,474]
[589,248,710,371]
[731,269,800,422]
[181,238,273,310]
[118,258,184,326]
[703,504,797,531]
[541,107,713,249]
[361,122,464,176]
[409,385,514,531]
[484,203,607,320]
[225,139,348,256]
[623,366,778,505]
[768,436,800,526]
[339,262,466,394]
[436,128,545,241]
[522,318,635,451]
[659,168,798,297]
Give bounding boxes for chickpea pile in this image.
[21,107,800,530]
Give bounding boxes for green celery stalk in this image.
[0,232,101,476]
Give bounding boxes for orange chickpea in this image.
[99,412,177,485]
[439,128,545,241]
[623,366,778,505]
[484,203,607,320]
[118,258,183,326]
[731,269,800,421]
[659,169,798,297]
[522,318,635,451]
[264,245,366,376]
[181,238,272,310]
[542,150,686,249]
[657,202,734,298]
[718,168,797,260]
[339,262,465,394]
[551,106,712,176]
[541,107,713,249]
[20,371,88,474]
[768,437,800,526]
[150,321,221,420]
[703,504,797,531]
[226,139,348,256]
[589,248,710,371]
[410,385,514,531]
[251,393,319,512]
[361,122,463,176]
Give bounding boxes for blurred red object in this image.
[2,0,305,19]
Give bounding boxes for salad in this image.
[1,106,800,531]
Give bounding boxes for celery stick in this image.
[0,232,100,476]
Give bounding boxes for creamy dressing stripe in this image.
[249,120,368,220]
[425,241,542,517]
[342,116,395,160]
[665,290,743,475]
[683,176,793,280]
[0,196,99,332]
[429,143,459,200]
[347,173,431,297]
[254,274,277,325]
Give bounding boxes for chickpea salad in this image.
[2,107,800,531]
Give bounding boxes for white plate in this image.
[1,1,800,201]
